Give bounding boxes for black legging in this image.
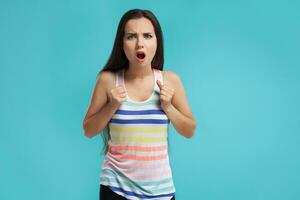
[100,184,175,200]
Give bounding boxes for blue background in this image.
[1,0,300,199]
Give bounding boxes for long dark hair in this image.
[98,9,165,155]
[100,9,164,74]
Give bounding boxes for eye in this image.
[126,35,134,40]
[144,34,153,39]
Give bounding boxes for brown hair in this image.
[98,9,165,155]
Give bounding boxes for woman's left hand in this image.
[156,80,175,112]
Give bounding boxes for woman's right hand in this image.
[108,86,127,107]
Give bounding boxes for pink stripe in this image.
[103,154,170,171]
[109,151,167,161]
[103,158,169,171]
[103,163,171,180]
[133,170,171,180]
[109,144,167,152]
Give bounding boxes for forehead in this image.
[124,17,155,33]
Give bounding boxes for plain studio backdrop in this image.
[1,0,299,199]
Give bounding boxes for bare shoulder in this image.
[97,70,115,84]
[161,70,181,86]
[96,70,116,93]
[162,70,194,120]
[83,70,116,121]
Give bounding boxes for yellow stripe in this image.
[111,136,167,143]
[110,126,168,134]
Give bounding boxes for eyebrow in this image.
[125,32,153,35]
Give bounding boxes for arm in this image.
[82,72,118,138]
[160,71,196,138]
[83,102,119,138]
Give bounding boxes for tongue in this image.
[137,54,145,59]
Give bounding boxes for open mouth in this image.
[136,51,146,60]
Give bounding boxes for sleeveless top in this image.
[99,68,176,200]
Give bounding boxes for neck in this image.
[125,64,153,79]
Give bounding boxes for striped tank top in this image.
[100,68,176,200]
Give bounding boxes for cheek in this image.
[148,43,157,58]
[123,43,134,58]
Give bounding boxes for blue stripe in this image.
[109,185,175,199]
[101,168,173,186]
[123,100,160,106]
[100,177,175,194]
[110,119,170,124]
[116,109,166,115]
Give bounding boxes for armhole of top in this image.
[153,69,163,93]
[115,71,119,87]
[116,70,123,87]
[157,69,164,84]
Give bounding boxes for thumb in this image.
[156,80,163,89]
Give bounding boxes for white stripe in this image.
[101,173,175,186]
[107,148,168,156]
[112,114,168,120]
[109,123,167,128]
[110,132,168,138]
[120,104,161,110]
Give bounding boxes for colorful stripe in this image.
[109,144,168,152]
[110,118,170,124]
[100,68,175,200]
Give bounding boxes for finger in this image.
[120,93,127,98]
[158,83,174,95]
[116,86,126,92]
[118,91,127,95]
[160,94,168,101]
[116,90,126,96]
[160,90,166,96]
[160,89,173,97]
[117,90,127,95]
[166,87,175,94]
[156,80,163,89]
[162,85,174,94]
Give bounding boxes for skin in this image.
[123,17,157,76]
[83,17,196,139]
[116,17,178,113]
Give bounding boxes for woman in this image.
[83,9,196,200]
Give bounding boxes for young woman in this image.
[83,9,196,200]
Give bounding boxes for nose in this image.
[136,35,144,49]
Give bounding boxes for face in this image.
[123,17,157,67]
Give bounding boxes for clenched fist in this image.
[156,80,175,112]
[108,86,127,107]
